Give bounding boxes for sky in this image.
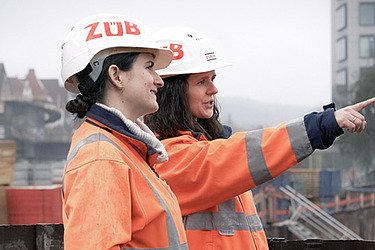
[0,0,332,106]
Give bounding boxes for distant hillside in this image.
[217,96,320,131]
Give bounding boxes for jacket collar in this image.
[86,104,159,165]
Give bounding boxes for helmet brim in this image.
[158,60,232,79]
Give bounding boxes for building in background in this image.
[331,0,375,108]
[0,63,72,186]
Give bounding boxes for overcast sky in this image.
[0,0,331,106]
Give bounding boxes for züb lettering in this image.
[85,21,141,42]
[165,44,184,60]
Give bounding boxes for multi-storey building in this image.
[332,0,375,108]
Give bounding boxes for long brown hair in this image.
[144,74,223,140]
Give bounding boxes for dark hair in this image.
[144,74,222,140]
[65,52,140,118]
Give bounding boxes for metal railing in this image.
[279,185,363,240]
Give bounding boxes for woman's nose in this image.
[154,72,164,88]
[207,82,218,95]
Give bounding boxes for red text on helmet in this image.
[162,44,184,60]
[205,52,217,61]
[85,21,141,42]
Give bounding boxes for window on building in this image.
[336,69,347,94]
[359,35,375,58]
[336,69,347,85]
[336,37,347,62]
[336,4,347,30]
[0,125,4,139]
[359,2,375,26]
[360,67,373,78]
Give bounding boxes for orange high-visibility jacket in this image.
[154,108,343,249]
[62,104,187,250]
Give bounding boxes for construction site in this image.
[0,62,374,249]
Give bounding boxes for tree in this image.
[340,66,375,169]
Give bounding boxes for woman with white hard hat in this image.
[61,15,187,249]
[144,26,375,249]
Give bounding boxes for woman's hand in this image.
[334,97,375,133]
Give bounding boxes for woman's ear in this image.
[107,65,124,89]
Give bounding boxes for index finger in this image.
[351,97,375,111]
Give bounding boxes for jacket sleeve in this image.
[156,107,343,215]
[304,104,344,149]
[63,160,132,250]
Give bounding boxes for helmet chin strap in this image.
[88,57,105,82]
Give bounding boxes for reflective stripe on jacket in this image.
[155,109,342,250]
[62,105,187,250]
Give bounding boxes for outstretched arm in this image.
[334,97,375,133]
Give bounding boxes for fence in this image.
[1,224,375,250]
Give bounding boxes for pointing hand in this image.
[334,97,375,133]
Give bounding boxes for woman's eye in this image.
[197,80,205,85]
[147,62,155,69]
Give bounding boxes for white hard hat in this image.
[154,26,231,77]
[61,13,173,93]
